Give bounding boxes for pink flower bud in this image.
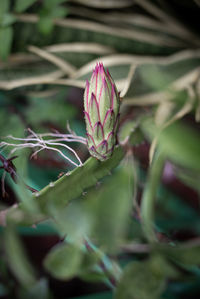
[84,63,120,161]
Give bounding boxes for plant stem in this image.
[141,151,165,243]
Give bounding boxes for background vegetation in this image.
[0,0,200,298]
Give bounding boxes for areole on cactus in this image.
[84,63,120,161]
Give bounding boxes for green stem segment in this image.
[5,146,124,226]
[141,151,165,243]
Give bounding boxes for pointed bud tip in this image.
[94,62,105,75]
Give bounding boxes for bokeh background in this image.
[0,1,200,298]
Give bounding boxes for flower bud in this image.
[84,63,120,161]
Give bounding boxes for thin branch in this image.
[121,243,150,253]
[135,0,200,45]
[69,7,193,45]
[124,66,200,106]
[71,50,200,80]
[15,14,184,47]
[45,42,115,54]
[120,64,136,98]
[69,0,133,8]
[1,48,200,91]
[28,45,77,75]
[0,70,64,90]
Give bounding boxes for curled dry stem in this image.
[0,128,87,168]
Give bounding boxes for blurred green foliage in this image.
[0,0,200,298]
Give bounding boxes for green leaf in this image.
[139,64,173,91]
[44,243,82,280]
[37,4,67,35]
[1,13,16,27]
[38,15,54,35]
[158,243,200,266]
[15,0,37,13]
[0,109,25,137]
[87,153,135,252]
[118,119,144,146]
[141,151,165,242]
[43,0,67,9]
[175,167,200,192]
[77,238,121,286]
[149,254,178,280]
[0,26,13,60]
[115,261,165,299]
[0,0,9,23]
[51,6,68,18]
[158,122,200,171]
[142,118,200,171]
[63,155,133,254]
[4,227,37,287]
[17,278,50,299]
[25,97,77,128]
[51,201,92,245]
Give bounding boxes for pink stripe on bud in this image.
[94,121,104,139]
[86,132,96,146]
[90,93,101,122]
[107,131,114,142]
[97,140,108,152]
[98,77,106,104]
[89,145,106,160]
[114,113,120,132]
[111,83,115,109]
[106,69,113,84]
[103,109,114,128]
[84,111,93,131]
